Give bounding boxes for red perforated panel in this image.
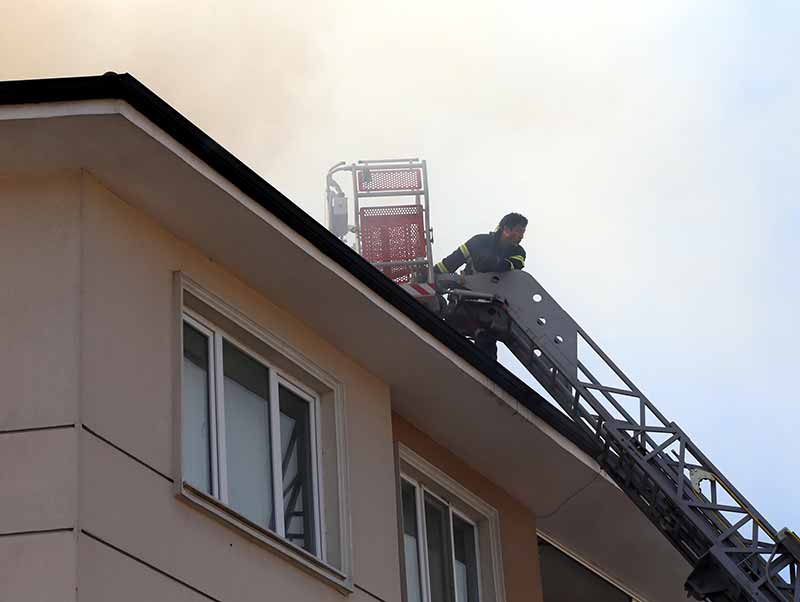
[357,168,422,192]
[360,205,428,283]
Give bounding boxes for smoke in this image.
[2,0,799,531]
[0,0,329,164]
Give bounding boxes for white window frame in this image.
[174,273,353,592]
[182,307,324,556]
[401,475,484,602]
[398,444,506,602]
[451,507,483,602]
[274,373,324,553]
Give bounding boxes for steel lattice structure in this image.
[439,271,799,602]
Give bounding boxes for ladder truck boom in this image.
[437,270,799,602]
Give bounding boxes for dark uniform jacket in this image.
[434,231,525,275]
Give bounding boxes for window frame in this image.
[182,307,325,556]
[173,272,352,591]
[181,312,218,497]
[451,507,483,602]
[401,475,483,602]
[398,444,506,602]
[275,373,324,554]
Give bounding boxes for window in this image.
[537,538,636,601]
[401,478,481,602]
[182,314,321,554]
[174,273,353,590]
[398,445,505,602]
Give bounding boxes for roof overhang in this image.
[0,74,691,601]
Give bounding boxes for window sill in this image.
[178,483,353,594]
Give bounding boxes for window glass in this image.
[397,471,497,602]
[425,493,455,602]
[452,515,479,602]
[223,340,274,530]
[279,384,316,553]
[181,308,331,566]
[538,539,631,602]
[401,481,424,602]
[182,323,212,494]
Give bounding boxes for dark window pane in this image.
[182,322,212,494]
[539,539,630,602]
[401,481,423,602]
[425,493,455,602]
[453,515,479,602]
[223,340,274,531]
[279,384,316,554]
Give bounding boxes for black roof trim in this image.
[0,72,600,457]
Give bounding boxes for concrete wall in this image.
[0,171,80,601]
[76,171,402,602]
[392,413,545,602]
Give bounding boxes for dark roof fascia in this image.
[0,72,601,458]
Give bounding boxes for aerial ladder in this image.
[326,159,800,602]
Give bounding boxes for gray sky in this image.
[4,1,798,543]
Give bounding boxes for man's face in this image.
[502,224,526,246]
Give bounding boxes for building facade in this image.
[0,74,689,601]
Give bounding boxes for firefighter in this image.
[434,212,528,359]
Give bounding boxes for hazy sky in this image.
[3,1,798,548]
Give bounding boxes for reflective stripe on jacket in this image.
[434,232,525,274]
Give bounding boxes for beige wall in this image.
[77,531,383,602]
[393,413,544,602]
[2,168,544,602]
[77,171,402,601]
[0,171,80,601]
[0,170,81,429]
[0,169,404,602]
[0,428,77,534]
[0,531,76,601]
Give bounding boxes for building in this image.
[0,73,689,601]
